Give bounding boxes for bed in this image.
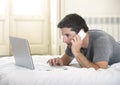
[0,55,120,85]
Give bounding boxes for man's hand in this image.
[47,57,63,66]
[71,35,82,56]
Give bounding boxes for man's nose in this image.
[63,36,67,43]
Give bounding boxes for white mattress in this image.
[0,55,120,85]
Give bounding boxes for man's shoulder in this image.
[89,29,116,46]
[89,29,105,34]
[89,29,112,39]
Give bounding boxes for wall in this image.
[62,0,120,17]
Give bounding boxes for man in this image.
[47,13,120,69]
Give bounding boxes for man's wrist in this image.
[74,52,82,57]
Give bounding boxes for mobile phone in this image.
[78,30,86,40]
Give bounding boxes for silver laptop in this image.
[9,36,35,70]
[9,36,67,70]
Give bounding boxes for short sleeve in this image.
[65,46,74,58]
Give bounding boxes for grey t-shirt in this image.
[65,30,120,65]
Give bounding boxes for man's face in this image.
[61,27,76,48]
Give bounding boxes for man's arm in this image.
[71,34,108,69]
[61,54,73,65]
[75,52,108,69]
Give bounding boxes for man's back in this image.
[88,30,120,65]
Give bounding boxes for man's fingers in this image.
[56,57,60,65]
[47,57,63,66]
[52,58,56,65]
[59,59,63,66]
[47,59,53,66]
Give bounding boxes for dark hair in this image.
[57,13,88,33]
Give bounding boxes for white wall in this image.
[62,0,120,17]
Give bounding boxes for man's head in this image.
[58,13,88,33]
[57,13,89,48]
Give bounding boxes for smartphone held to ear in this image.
[78,30,86,40]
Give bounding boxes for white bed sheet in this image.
[0,55,120,85]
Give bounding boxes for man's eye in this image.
[66,34,70,37]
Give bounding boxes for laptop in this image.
[9,36,67,70]
[9,36,35,70]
